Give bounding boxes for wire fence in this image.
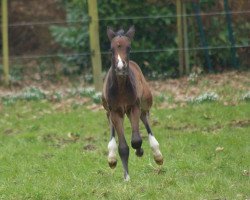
[1,13,249,60]
[4,10,250,27]
[0,1,250,82]
[5,44,250,61]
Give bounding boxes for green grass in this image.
[0,100,249,200]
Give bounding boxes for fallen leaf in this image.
[83,144,96,151]
[242,170,249,176]
[215,146,224,152]
[67,132,80,141]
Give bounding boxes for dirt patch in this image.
[149,71,250,102]
[229,119,250,128]
[0,71,249,109]
[84,136,97,142]
[83,144,96,151]
[2,129,21,136]
[41,133,80,148]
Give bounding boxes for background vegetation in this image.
[50,0,250,77]
[0,1,249,199]
[0,0,249,83]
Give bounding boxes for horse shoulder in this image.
[129,61,143,76]
[129,60,153,110]
[102,68,113,111]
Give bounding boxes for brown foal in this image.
[102,26,163,181]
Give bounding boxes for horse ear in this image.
[107,26,116,41]
[125,26,135,40]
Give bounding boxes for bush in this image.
[189,92,219,103]
[50,0,177,77]
[1,87,46,105]
[49,0,90,75]
[50,0,250,76]
[241,91,250,101]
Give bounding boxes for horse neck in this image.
[111,67,135,91]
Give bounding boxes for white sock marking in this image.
[148,134,162,157]
[108,137,117,160]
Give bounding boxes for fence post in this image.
[192,2,212,72]
[182,2,190,74]
[224,0,238,69]
[1,0,10,86]
[176,0,184,76]
[88,0,102,91]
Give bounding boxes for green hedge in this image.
[50,0,249,78]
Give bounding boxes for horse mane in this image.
[116,29,125,37]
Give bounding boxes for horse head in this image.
[107,26,135,76]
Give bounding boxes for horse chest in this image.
[107,86,138,112]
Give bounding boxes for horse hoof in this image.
[108,158,117,169]
[154,155,163,165]
[124,174,130,182]
[135,148,144,157]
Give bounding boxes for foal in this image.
[102,26,163,181]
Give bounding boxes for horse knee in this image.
[118,145,129,159]
[131,135,142,150]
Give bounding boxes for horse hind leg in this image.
[140,112,163,165]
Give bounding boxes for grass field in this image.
[0,72,250,200]
[0,100,249,200]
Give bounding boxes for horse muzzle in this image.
[115,60,128,76]
[115,67,128,76]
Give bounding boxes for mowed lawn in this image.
[0,100,249,200]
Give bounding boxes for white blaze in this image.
[117,54,124,69]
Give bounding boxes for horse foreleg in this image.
[108,125,117,169]
[110,111,130,181]
[140,112,163,165]
[107,113,117,168]
[128,106,143,157]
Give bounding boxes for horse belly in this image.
[140,86,153,111]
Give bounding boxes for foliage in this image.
[188,1,250,70]
[187,72,199,85]
[49,0,90,74]
[50,0,178,77]
[1,87,46,105]
[92,92,102,104]
[241,91,250,101]
[189,92,219,103]
[98,0,177,76]
[49,0,249,76]
[0,86,103,106]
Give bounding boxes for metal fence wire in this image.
[0,0,249,83]
[2,10,250,59]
